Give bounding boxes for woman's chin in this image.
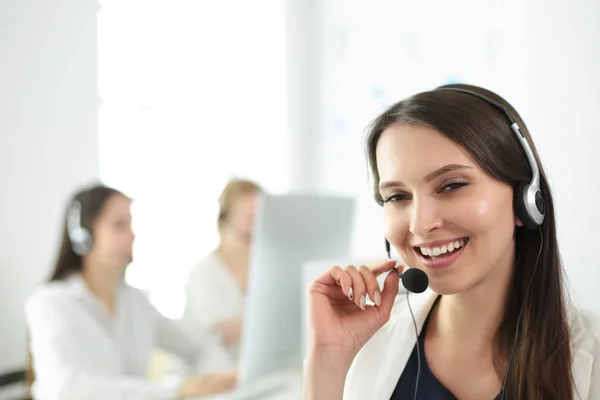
[427,279,464,296]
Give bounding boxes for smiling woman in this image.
[302,83,600,400]
[376,123,519,289]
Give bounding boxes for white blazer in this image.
[182,251,245,360]
[344,287,600,400]
[25,274,234,400]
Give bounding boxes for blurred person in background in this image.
[25,184,237,400]
[182,178,263,362]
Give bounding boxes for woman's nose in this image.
[409,198,443,237]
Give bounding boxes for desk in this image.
[195,368,302,400]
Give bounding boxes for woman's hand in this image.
[216,318,242,346]
[302,260,401,400]
[178,371,237,398]
[307,260,401,356]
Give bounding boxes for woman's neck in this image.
[81,258,122,315]
[431,258,514,351]
[217,239,250,291]
[217,239,250,272]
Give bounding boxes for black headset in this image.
[439,87,546,400]
[67,200,92,256]
[438,87,546,229]
[384,87,547,399]
[384,87,546,255]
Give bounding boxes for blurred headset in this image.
[67,200,92,256]
[219,211,253,243]
[437,87,546,229]
[218,195,255,244]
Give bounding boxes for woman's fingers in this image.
[370,259,399,275]
[330,265,354,300]
[358,265,382,306]
[314,260,402,309]
[344,265,367,309]
[379,264,403,315]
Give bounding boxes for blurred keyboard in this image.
[196,369,302,400]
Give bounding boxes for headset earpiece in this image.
[437,87,546,229]
[431,86,547,400]
[67,201,92,256]
[514,182,545,230]
[514,183,537,230]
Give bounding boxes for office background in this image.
[1,0,599,375]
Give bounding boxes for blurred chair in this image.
[0,368,31,400]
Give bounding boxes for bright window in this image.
[97,0,288,318]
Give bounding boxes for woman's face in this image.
[90,194,135,268]
[376,123,521,294]
[226,192,258,243]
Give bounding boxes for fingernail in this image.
[348,288,353,300]
[374,291,381,306]
[360,295,366,310]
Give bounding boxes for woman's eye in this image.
[382,193,409,203]
[440,181,469,192]
[382,181,468,203]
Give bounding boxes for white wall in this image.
[286,0,321,192]
[1,0,598,375]
[522,0,600,312]
[0,0,99,372]
[311,0,530,257]
[311,0,600,313]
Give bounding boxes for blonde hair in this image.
[217,178,262,233]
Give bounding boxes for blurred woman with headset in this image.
[182,179,263,362]
[25,184,237,400]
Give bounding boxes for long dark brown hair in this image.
[49,184,125,281]
[26,184,126,394]
[365,83,573,399]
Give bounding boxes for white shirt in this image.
[25,274,234,400]
[344,286,600,400]
[182,251,245,360]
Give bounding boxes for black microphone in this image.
[393,267,429,294]
[385,238,429,293]
[385,237,429,400]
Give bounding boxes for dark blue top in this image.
[390,301,501,400]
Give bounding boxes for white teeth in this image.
[419,239,467,258]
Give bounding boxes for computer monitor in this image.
[238,193,356,385]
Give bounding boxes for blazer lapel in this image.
[344,289,439,400]
[572,348,593,400]
[346,291,597,400]
[570,309,595,400]
[374,290,439,399]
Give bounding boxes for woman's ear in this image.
[515,216,524,227]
